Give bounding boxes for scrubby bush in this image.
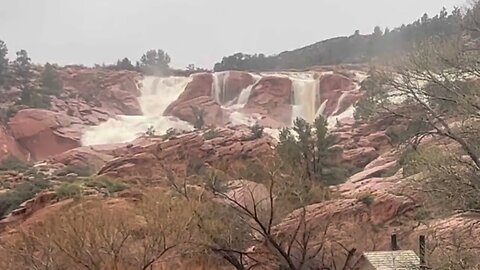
[40,63,63,96]
[277,116,347,185]
[203,128,219,140]
[191,106,205,130]
[145,125,156,137]
[0,155,30,172]
[162,128,178,140]
[357,192,375,206]
[56,183,83,199]
[0,179,51,218]
[84,176,129,194]
[248,124,264,140]
[56,164,93,177]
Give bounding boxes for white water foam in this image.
[81,76,194,145]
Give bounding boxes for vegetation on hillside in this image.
[278,116,346,186]
[0,42,64,113]
[355,1,480,217]
[214,7,463,72]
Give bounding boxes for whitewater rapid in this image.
[81,77,194,145]
[82,71,364,146]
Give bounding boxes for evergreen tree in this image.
[115,58,135,71]
[13,50,32,85]
[0,40,8,86]
[139,49,171,74]
[40,63,63,96]
[14,50,51,108]
[277,116,346,185]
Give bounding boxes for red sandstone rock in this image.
[244,76,293,125]
[98,126,276,179]
[0,126,27,161]
[319,73,356,117]
[8,109,83,160]
[164,73,213,115]
[167,96,225,127]
[341,147,379,168]
[59,67,142,116]
[219,71,254,104]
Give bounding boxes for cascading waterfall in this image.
[290,73,320,124]
[236,74,261,108]
[212,72,229,105]
[81,70,366,145]
[81,76,194,146]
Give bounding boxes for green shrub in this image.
[203,128,219,140]
[186,158,207,176]
[17,89,52,109]
[56,165,93,177]
[162,128,178,140]
[399,147,432,177]
[56,183,83,199]
[248,124,264,140]
[146,126,156,137]
[0,155,30,172]
[413,208,431,221]
[84,177,129,194]
[357,192,375,206]
[0,179,51,217]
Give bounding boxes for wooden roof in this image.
[362,250,420,269]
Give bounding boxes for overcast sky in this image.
[0,0,467,69]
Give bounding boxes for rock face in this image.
[58,67,142,117]
[0,126,27,160]
[0,192,57,228]
[50,145,119,172]
[8,109,84,160]
[98,126,276,180]
[244,76,293,126]
[319,73,359,117]
[216,71,255,104]
[166,96,225,127]
[163,73,226,126]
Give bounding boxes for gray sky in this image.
[0,0,467,69]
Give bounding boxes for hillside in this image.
[214,7,462,72]
[0,2,480,270]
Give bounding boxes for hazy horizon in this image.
[0,0,466,69]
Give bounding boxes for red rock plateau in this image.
[1,66,477,269]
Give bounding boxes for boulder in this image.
[166,96,225,127]
[0,126,27,161]
[216,71,255,104]
[164,73,213,115]
[8,109,83,160]
[319,73,356,117]
[59,67,142,116]
[98,126,276,180]
[244,76,293,125]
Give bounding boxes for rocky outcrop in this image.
[163,73,226,126]
[98,126,276,180]
[329,113,399,171]
[244,76,293,126]
[166,96,225,127]
[0,126,27,161]
[8,109,84,160]
[0,191,57,227]
[319,73,358,117]
[50,146,119,172]
[58,67,142,116]
[210,71,255,104]
[164,73,212,114]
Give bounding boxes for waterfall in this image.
[290,73,320,124]
[236,74,261,107]
[211,72,229,105]
[81,76,194,146]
